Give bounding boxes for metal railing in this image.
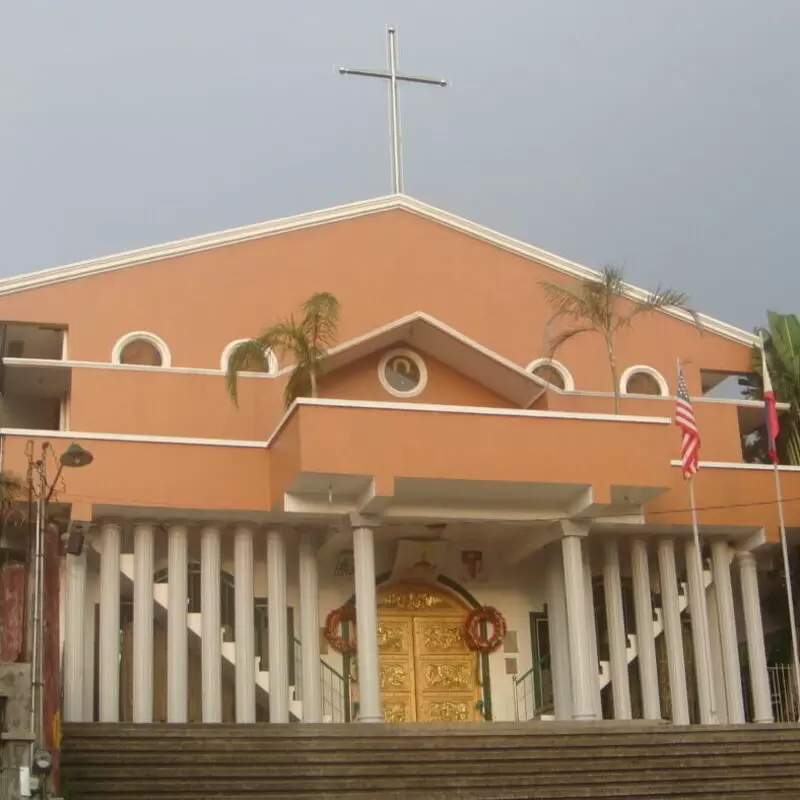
[768,664,799,722]
[322,660,350,722]
[513,654,552,721]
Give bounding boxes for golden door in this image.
[376,583,481,723]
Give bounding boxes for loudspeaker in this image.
[65,530,84,556]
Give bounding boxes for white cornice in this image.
[0,193,757,347]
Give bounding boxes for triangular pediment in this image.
[316,312,549,407]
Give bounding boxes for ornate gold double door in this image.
[376,583,481,723]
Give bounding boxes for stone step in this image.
[62,723,800,798]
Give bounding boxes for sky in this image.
[2,1,799,331]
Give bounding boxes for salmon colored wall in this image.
[0,209,750,403]
[271,404,674,500]
[319,349,514,408]
[1,435,271,513]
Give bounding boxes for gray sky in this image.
[2,1,798,330]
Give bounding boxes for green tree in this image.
[539,265,696,413]
[226,292,341,409]
[739,311,800,466]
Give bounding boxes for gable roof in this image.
[0,194,756,347]
[316,311,550,407]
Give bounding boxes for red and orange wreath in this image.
[464,605,507,654]
[324,604,358,654]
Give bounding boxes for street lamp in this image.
[28,440,93,791]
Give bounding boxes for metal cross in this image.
[339,26,447,194]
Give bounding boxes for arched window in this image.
[526,358,575,391]
[378,348,428,398]
[111,331,171,367]
[620,366,669,397]
[220,340,279,374]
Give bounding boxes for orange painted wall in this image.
[319,349,514,409]
[0,209,750,406]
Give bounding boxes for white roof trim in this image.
[0,193,757,347]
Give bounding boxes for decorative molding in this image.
[669,459,800,473]
[377,347,428,398]
[0,194,756,348]
[525,357,575,392]
[219,339,279,374]
[111,331,172,368]
[0,427,266,449]
[619,365,669,397]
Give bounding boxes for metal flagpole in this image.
[688,476,717,723]
[773,460,800,720]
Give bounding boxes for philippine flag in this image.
[761,334,781,464]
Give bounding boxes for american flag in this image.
[675,368,700,479]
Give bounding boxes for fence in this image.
[513,654,551,721]
[768,664,799,722]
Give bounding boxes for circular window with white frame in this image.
[220,339,279,375]
[620,365,669,397]
[111,331,171,367]
[378,348,428,398]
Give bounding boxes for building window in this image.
[378,348,428,398]
[620,366,669,397]
[111,331,171,367]
[220,340,279,374]
[526,358,574,391]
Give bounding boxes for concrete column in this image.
[132,522,154,723]
[353,521,382,722]
[545,544,572,720]
[683,539,716,724]
[267,528,290,722]
[583,552,602,718]
[657,539,690,725]
[631,539,661,720]
[711,540,745,723]
[167,523,188,723]
[561,532,595,720]
[98,521,121,722]
[234,525,256,723]
[201,524,222,723]
[707,584,728,722]
[83,595,96,721]
[298,530,323,723]
[737,551,773,723]
[63,549,86,722]
[603,539,631,720]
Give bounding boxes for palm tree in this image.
[226,292,341,409]
[540,265,695,413]
[739,311,800,466]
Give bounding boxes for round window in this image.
[379,349,427,398]
[119,339,163,366]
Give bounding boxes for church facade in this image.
[1,194,797,729]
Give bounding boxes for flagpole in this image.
[688,475,717,723]
[773,462,800,719]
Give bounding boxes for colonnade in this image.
[546,525,773,725]
[61,518,385,725]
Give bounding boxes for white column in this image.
[711,540,745,723]
[707,584,728,723]
[631,539,660,720]
[167,523,188,723]
[583,553,602,718]
[63,549,86,722]
[737,551,773,723]
[683,539,716,724]
[98,521,121,722]
[603,539,631,720]
[234,525,256,723]
[561,532,595,720]
[353,522,382,722]
[201,524,222,723]
[657,539,690,725]
[132,522,154,723]
[545,544,572,720]
[298,530,323,723]
[83,596,96,721]
[267,528,290,722]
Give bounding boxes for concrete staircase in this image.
[61,721,800,798]
[597,564,713,692]
[118,555,304,721]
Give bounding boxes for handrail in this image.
[514,652,550,687]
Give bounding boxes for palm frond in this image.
[302,292,340,350]
[538,280,593,322]
[548,326,595,355]
[283,361,313,408]
[225,335,275,405]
